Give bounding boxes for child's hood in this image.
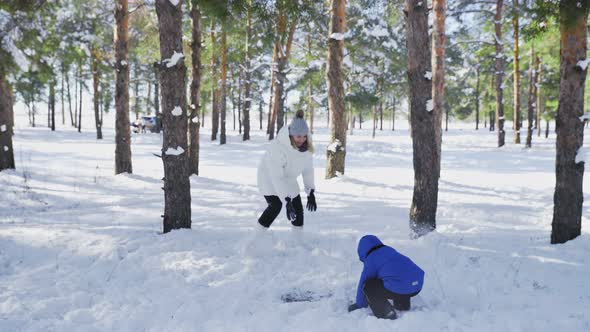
[357,235,384,262]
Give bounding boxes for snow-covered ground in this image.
[1,110,589,332]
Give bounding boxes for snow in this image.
[426,99,434,112]
[172,106,182,116]
[120,60,128,66]
[164,146,185,156]
[169,0,180,6]
[0,124,6,132]
[579,113,590,121]
[576,58,590,71]
[327,139,342,153]
[163,51,185,68]
[330,33,345,41]
[2,146,7,152]
[575,147,586,164]
[2,109,590,332]
[424,71,432,80]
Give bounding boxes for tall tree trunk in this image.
[115,0,133,174]
[242,2,252,141]
[231,68,236,131]
[475,65,480,130]
[153,62,162,133]
[268,47,278,139]
[50,80,56,131]
[405,0,438,237]
[189,1,201,176]
[271,13,297,136]
[219,23,228,145]
[513,0,521,144]
[372,105,377,138]
[0,71,15,171]
[325,0,347,179]
[237,66,242,135]
[155,0,191,233]
[259,100,263,130]
[61,62,66,125]
[526,45,536,148]
[545,119,549,138]
[210,20,219,141]
[495,0,505,147]
[307,33,315,134]
[537,57,542,137]
[133,62,140,120]
[78,61,82,133]
[551,1,588,244]
[65,66,74,127]
[74,67,78,128]
[92,47,103,139]
[391,95,396,131]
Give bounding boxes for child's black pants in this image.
[363,279,418,319]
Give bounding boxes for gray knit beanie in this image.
[288,110,309,136]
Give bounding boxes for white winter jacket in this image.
[257,126,315,200]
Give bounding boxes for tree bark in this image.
[242,2,252,141]
[268,46,278,139]
[115,0,132,174]
[61,62,65,125]
[475,65,480,130]
[0,71,15,171]
[495,0,505,147]
[307,34,315,135]
[551,1,588,244]
[49,80,56,131]
[513,0,521,144]
[210,20,219,141]
[156,0,191,233]
[526,45,536,148]
[133,62,140,120]
[220,23,228,145]
[405,0,438,237]
[536,57,542,137]
[153,62,161,132]
[189,1,201,176]
[78,61,82,133]
[65,66,74,127]
[325,0,347,179]
[92,46,103,139]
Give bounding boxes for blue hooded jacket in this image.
[355,235,425,308]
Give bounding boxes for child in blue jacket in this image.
[348,235,424,319]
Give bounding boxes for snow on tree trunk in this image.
[325,0,347,179]
[156,0,191,233]
[115,0,132,174]
[551,1,588,244]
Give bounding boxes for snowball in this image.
[426,99,434,112]
[0,124,6,132]
[163,51,185,68]
[172,106,182,116]
[3,146,8,152]
[576,59,589,71]
[165,147,185,156]
[329,33,345,41]
[327,140,342,153]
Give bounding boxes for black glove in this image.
[285,197,297,222]
[306,189,317,212]
[348,303,359,312]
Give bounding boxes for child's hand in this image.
[347,303,359,312]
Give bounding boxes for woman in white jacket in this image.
[256,110,317,229]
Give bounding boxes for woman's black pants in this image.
[258,195,303,228]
